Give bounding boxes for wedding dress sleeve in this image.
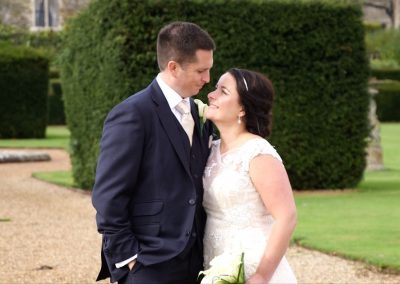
[242,138,282,171]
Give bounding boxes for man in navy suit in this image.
[92,21,215,284]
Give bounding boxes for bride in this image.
[202,68,297,283]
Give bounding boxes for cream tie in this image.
[176,100,194,145]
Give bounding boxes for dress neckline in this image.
[217,137,265,159]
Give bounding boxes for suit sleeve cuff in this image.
[115,254,137,268]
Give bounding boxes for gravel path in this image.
[0,148,399,284]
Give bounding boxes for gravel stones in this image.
[0,149,399,283]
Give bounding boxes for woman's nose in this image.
[208,90,216,100]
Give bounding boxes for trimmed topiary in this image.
[60,0,369,190]
[0,43,49,138]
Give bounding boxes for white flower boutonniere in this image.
[194,99,208,135]
[198,252,245,284]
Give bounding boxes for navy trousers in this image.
[119,244,203,284]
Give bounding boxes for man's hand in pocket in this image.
[128,260,136,271]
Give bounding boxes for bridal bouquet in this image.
[198,252,245,284]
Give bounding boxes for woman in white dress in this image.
[202,68,297,283]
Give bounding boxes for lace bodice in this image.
[202,138,297,283]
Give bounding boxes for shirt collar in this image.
[156,74,191,110]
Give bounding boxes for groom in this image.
[92,22,215,284]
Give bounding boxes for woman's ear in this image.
[239,107,246,117]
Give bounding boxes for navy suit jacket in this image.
[92,79,213,282]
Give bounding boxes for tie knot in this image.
[176,100,190,115]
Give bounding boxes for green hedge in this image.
[373,82,400,122]
[365,28,400,69]
[0,43,49,138]
[60,0,369,190]
[363,21,385,33]
[0,24,62,61]
[1,24,66,126]
[48,78,66,125]
[371,68,400,81]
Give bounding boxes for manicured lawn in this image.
[0,126,70,150]
[4,124,400,271]
[0,125,75,188]
[32,171,74,188]
[294,123,400,272]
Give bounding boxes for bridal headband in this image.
[233,68,249,91]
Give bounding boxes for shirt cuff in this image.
[115,254,137,268]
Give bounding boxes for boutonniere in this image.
[194,99,208,135]
[198,252,245,284]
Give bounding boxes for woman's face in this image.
[206,72,244,124]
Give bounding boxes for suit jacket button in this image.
[186,231,190,236]
[188,199,196,205]
[191,232,197,238]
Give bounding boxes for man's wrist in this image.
[115,254,138,268]
[128,260,136,271]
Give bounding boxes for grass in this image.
[3,124,400,271]
[32,171,75,188]
[294,123,400,272]
[0,125,75,188]
[0,126,70,150]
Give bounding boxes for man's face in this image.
[175,49,213,98]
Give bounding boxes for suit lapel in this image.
[150,81,191,174]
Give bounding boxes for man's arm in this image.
[92,101,144,274]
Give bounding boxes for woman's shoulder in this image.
[242,136,282,162]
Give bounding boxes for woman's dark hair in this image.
[157,21,216,71]
[228,68,274,137]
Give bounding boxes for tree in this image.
[364,0,400,28]
[60,0,90,23]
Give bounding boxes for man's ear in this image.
[167,60,179,77]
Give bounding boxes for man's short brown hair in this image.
[157,21,215,71]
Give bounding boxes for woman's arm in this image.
[247,154,297,284]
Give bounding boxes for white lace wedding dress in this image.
[203,138,297,283]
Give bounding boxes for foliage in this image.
[0,23,66,125]
[371,81,400,122]
[0,25,62,62]
[365,28,400,68]
[48,78,66,125]
[363,21,385,33]
[59,0,369,189]
[0,43,49,138]
[294,123,400,272]
[371,68,400,81]
[0,126,70,150]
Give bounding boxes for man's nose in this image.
[202,71,210,83]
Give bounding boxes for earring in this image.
[238,115,241,124]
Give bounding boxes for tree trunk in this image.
[394,0,400,28]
